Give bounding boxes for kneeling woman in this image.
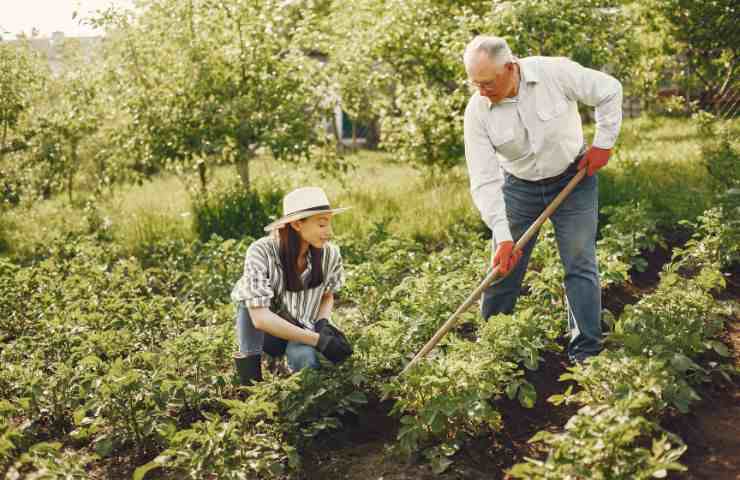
[231,186,353,386]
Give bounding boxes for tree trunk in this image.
[366,118,380,150]
[1,122,7,159]
[197,160,207,192]
[235,144,252,191]
[68,141,78,204]
[329,113,344,154]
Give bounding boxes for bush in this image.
[191,182,283,242]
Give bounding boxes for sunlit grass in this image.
[2,116,725,258]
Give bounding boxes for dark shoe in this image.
[234,353,262,386]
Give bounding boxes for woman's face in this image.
[291,214,333,249]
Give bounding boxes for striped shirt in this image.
[230,235,345,329]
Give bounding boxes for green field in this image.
[1,113,738,478]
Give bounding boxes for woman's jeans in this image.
[481,163,602,362]
[235,303,320,372]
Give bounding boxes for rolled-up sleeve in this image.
[464,98,512,246]
[324,244,345,294]
[555,58,623,149]
[231,243,274,308]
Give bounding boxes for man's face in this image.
[468,53,516,103]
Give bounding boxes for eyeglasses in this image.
[467,63,513,91]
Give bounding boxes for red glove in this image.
[578,146,611,176]
[493,240,522,275]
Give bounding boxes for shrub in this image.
[191,181,282,242]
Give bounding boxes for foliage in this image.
[509,403,687,480]
[598,201,666,284]
[551,350,700,415]
[646,0,739,108]
[26,66,101,203]
[5,441,95,480]
[191,179,282,242]
[497,0,641,83]
[0,42,49,207]
[93,0,336,190]
[0,42,47,157]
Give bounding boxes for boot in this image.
[234,353,262,386]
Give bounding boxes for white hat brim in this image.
[263,207,351,232]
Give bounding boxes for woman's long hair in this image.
[278,224,323,292]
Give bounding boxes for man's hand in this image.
[577,146,611,176]
[493,240,522,276]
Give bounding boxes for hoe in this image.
[401,168,587,375]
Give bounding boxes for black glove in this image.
[315,318,352,364]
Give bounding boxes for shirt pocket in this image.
[489,127,515,150]
[537,97,568,121]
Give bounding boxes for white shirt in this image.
[463,56,623,246]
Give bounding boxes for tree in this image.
[93,0,334,191]
[327,0,642,170]
[29,44,102,203]
[648,0,739,112]
[0,42,48,160]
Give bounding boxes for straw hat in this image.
[263,186,350,232]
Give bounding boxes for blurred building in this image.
[1,31,103,75]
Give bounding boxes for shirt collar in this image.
[518,57,539,84]
[484,57,539,108]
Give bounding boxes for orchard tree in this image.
[94,0,334,191]
[496,0,641,82]
[29,65,101,202]
[0,42,48,159]
[327,0,491,169]
[327,0,642,170]
[647,0,739,111]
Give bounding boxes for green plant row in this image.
[509,207,738,479]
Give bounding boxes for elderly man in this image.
[462,35,622,363]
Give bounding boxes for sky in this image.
[1,0,136,39]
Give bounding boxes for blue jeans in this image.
[235,303,320,372]
[481,163,602,361]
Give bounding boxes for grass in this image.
[1,115,726,259]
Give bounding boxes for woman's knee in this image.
[286,343,320,372]
[236,304,264,355]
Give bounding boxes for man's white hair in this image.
[463,35,513,72]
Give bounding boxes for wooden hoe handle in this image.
[400,168,587,376]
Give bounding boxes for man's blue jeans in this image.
[481,164,602,361]
[235,303,320,372]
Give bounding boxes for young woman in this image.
[231,186,353,386]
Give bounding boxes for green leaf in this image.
[505,381,520,400]
[517,382,536,409]
[670,353,701,373]
[133,455,170,480]
[94,437,114,457]
[707,340,730,357]
[431,456,453,474]
[346,391,368,405]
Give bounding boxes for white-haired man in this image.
[462,35,623,363]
